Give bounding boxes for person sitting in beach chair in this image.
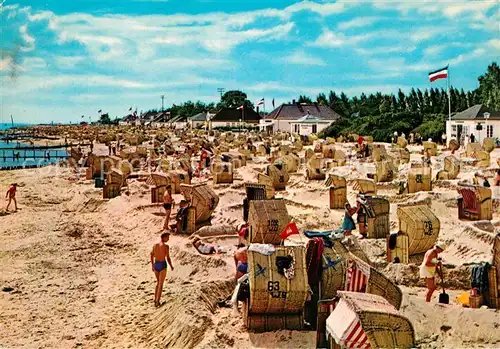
[171,200,190,233]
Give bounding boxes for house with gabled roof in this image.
[210,107,261,129]
[446,104,500,144]
[261,101,341,133]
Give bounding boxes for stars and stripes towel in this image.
[429,66,448,82]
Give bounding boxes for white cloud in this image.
[55,56,86,69]
[356,45,417,55]
[286,50,327,66]
[19,24,35,52]
[21,57,47,71]
[311,29,374,47]
[487,39,500,50]
[371,0,497,19]
[246,81,422,97]
[337,16,380,30]
[151,57,233,69]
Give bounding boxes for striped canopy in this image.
[326,299,371,349]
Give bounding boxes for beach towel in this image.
[306,238,325,286]
[248,244,276,256]
[471,263,490,294]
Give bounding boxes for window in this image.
[294,124,299,133]
[312,124,318,134]
[452,125,457,133]
[487,125,493,138]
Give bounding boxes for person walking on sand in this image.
[420,245,444,302]
[150,232,174,307]
[162,186,174,230]
[5,183,17,212]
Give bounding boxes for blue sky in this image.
[0,0,499,124]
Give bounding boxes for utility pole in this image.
[217,88,225,100]
[161,95,165,112]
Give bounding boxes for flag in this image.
[98,109,102,113]
[429,66,448,82]
[257,98,264,106]
[279,222,299,240]
[272,98,275,108]
[237,105,244,110]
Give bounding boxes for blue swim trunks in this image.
[237,262,248,274]
[154,260,168,272]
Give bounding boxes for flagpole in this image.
[447,64,451,122]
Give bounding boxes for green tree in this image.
[298,95,313,103]
[316,93,328,105]
[99,113,112,124]
[218,90,254,109]
[397,89,406,112]
[476,62,500,109]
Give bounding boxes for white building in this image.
[289,113,334,136]
[262,102,340,133]
[446,104,500,145]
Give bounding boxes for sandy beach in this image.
[0,137,499,348]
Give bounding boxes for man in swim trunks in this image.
[150,232,174,307]
[234,244,248,280]
[420,244,444,302]
[162,186,174,230]
[5,183,17,212]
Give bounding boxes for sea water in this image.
[0,124,68,169]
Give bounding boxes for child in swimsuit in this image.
[5,183,17,212]
[150,232,174,307]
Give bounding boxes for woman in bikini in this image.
[150,232,174,307]
[162,186,174,230]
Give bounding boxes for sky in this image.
[0,0,499,124]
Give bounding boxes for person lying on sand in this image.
[420,244,444,303]
[234,244,248,279]
[150,232,174,307]
[192,236,225,255]
[5,183,17,212]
